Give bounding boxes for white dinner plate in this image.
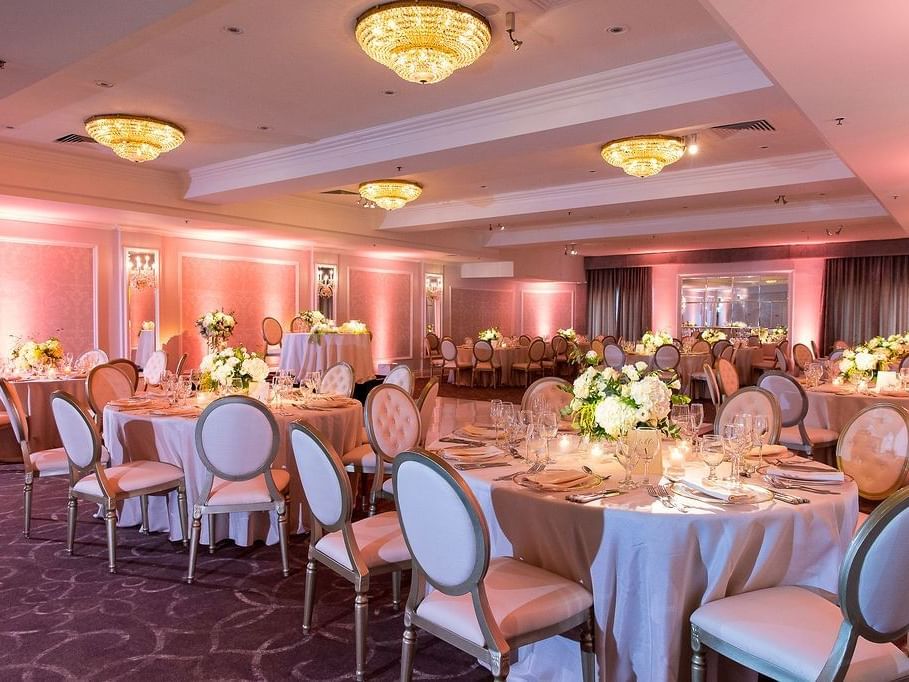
[670,481,773,505]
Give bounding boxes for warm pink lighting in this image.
[522,289,573,338]
[348,269,411,362]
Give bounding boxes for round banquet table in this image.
[806,383,909,432]
[102,397,363,546]
[455,345,529,386]
[8,375,89,452]
[429,429,858,680]
[279,332,375,384]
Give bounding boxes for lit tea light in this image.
[589,442,605,458]
[667,446,686,478]
[559,434,573,453]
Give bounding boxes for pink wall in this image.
[450,287,515,342]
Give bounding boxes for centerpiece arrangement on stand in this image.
[299,309,326,332]
[198,347,269,395]
[556,327,577,341]
[757,325,788,343]
[478,327,502,346]
[700,328,727,344]
[10,337,64,372]
[835,332,909,385]
[196,310,236,353]
[640,330,672,353]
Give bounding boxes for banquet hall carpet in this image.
[0,464,487,681]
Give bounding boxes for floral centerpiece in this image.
[563,363,689,440]
[478,327,502,342]
[196,310,236,352]
[339,320,369,334]
[198,347,269,392]
[757,325,788,343]
[701,328,727,344]
[556,327,577,341]
[836,332,909,383]
[640,330,673,353]
[299,310,326,331]
[569,348,601,367]
[10,337,63,371]
[141,321,155,331]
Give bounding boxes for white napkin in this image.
[461,423,496,436]
[679,477,753,503]
[746,444,789,458]
[150,406,198,417]
[441,446,502,462]
[766,465,845,482]
[517,470,598,491]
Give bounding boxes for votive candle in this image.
[559,434,572,453]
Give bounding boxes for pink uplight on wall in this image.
[348,268,411,362]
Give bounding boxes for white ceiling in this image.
[0,0,902,260]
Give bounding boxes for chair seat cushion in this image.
[315,511,409,571]
[691,585,909,681]
[29,447,70,475]
[341,444,392,474]
[779,425,839,446]
[73,460,184,498]
[207,469,290,506]
[416,556,593,647]
[382,477,394,495]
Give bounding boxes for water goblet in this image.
[615,436,641,491]
[700,434,725,482]
[689,403,704,438]
[752,414,769,470]
[526,423,548,471]
[518,410,534,459]
[722,422,747,488]
[632,426,660,485]
[490,399,504,445]
[538,411,558,462]
[670,404,690,440]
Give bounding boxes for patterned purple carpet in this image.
[0,463,487,681]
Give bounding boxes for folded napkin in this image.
[461,423,496,436]
[807,384,849,394]
[441,446,502,462]
[766,465,845,483]
[516,470,598,492]
[679,477,753,503]
[746,444,789,459]
[150,406,198,417]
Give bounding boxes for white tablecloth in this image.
[10,376,89,452]
[806,383,909,432]
[103,399,363,546]
[135,329,156,368]
[627,351,710,392]
[279,333,375,383]
[430,417,858,680]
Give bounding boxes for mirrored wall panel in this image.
[316,263,336,319]
[680,273,789,333]
[425,273,443,334]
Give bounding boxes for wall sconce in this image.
[128,251,158,290]
[425,275,443,301]
[316,264,336,298]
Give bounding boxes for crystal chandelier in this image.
[358,180,423,210]
[355,1,492,84]
[128,253,157,290]
[84,114,185,162]
[600,135,686,178]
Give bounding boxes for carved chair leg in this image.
[66,495,78,554]
[104,502,118,573]
[207,514,216,554]
[400,622,417,682]
[186,512,202,584]
[23,474,34,538]
[691,625,707,682]
[277,506,290,577]
[176,485,188,547]
[302,559,317,633]
[139,495,150,534]
[392,570,402,610]
[354,590,369,682]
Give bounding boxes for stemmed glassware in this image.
[670,404,691,442]
[490,399,504,445]
[734,413,754,473]
[752,414,769,470]
[518,410,535,459]
[722,422,748,489]
[700,434,725,482]
[689,403,704,441]
[537,410,558,461]
[633,426,661,485]
[615,436,641,491]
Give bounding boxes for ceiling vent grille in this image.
[320,189,359,195]
[53,133,97,144]
[710,119,775,139]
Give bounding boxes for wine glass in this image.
[538,411,558,462]
[531,394,549,416]
[689,403,704,440]
[722,422,747,489]
[615,436,641,491]
[632,427,661,485]
[490,399,504,444]
[518,410,535,459]
[752,415,769,470]
[526,422,548,471]
[670,404,690,441]
[700,434,725,482]
[734,413,754,473]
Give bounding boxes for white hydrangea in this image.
[242,357,269,382]
[621,364,640,382]
[627,374,672,423]
[594,396,638,438]
[855,351,877,372]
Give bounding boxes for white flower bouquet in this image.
[757,326,788,343]
[478,327,502,342]
[640,330,673,353]
[339,320,369,334]
[300,310,326,328]
[196,310,236,352]
[563,363,689,440]
[198,346,269,392]
[701,328,727,344]
[556,327,577,341]
[10,337,63,371]
[837,332,909,383]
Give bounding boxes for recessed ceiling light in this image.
[257,124,271,130]
[4,125,14,130]
[223,25,244,35]
[383,89,396,96]
[759,145,769,149]
[94,80,114,88]
[606,25,628,34]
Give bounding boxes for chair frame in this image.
[836,403,909,500]
[290,315,305,333]
[320,361,356,398]
[416,376,441,447]
[512,338,546,386]
[175,352,188,377]
[714,357,739,398]
[756,370,817,455]
[602,343,626,370]
[186,395,289,582]
[262,316,284,357]
[364,384,421,516]
[521,376,571,412]
[52,390,187,573]
[692,486,909,682]
[109,358,140,392]
[86,362,135,429]
[471,339,498,388]
[713,386,782,444]
[654,344,681,371]
[291,423,409,682]
[384,364,415,395]
[394,449,595,682]
[704,364,722,407]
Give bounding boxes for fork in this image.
[493,462,544,481]
[657,484,690,512]
[646,484,688,513]
[767,477,840,495]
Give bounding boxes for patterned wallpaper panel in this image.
[0,241,95,356]
[181,256,297,368]
[522,290,574,337]
[450,288,515,341]
[348,268,411,361]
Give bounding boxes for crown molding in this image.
[186,41,771,201]
[485,196,887,246]
[380,150,854,230]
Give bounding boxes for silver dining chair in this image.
[186,396,290,582]
[174,352,188,377]
[415,376,441,447]
[471,339,498,388]
[319,361,355,398]
[711,339,731,359]
[511,338,546,386]
[690,339,710,354]
[704,364,722,407]
[290,423,411,682]
[290,315,305,332]
[441,337,471,384]
[0,378,72,537]
[51,390,187,573]
[364,383,421,516]
[602,343,625,370]
[143,349,168,387]
[792,342,814,374]
[86,362,135,430]
[261,316,283,368]
[690,486,909,681]
[654,344,680,372]
[518,334,532,347]
[713,387,782,444]
[394,449,596,682]
[590,338,605,361]
[109,358,140,392]
[75,348,108,372]
[384,364,415,395]
[715,357,740,399]
[837,403,909,500]
[521,376,571,414]
[757,370,838,459]
[550,335,570,376]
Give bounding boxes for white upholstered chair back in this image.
[393,450,489,595]
[714,387,781,444]
[837,404,909,500]
[365,384,421,464]
[290,423,350,532]
[521,377,571,413]
[654,344,680,371]
[440,338,458,362]
[0,378,29,447]
[320,361,355,397]
[756,371,808,427]
[143,350,168,385]
[527,338,546,363]
[76,349,108,372]
[384,364,415,395]
[473,340,494,367]
[50,391,100,470]
[603,344,625,369]
[195,396,280,482]
[87,363,134,417]
[416,377,441,446]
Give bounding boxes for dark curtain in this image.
[587,266,652,340]
[822,255,909,348]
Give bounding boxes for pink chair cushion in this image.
[28,447,70,475]
[73,460,183,497]
[208,469,289,506]
[320,364,354,397]
[416,556,593,647]
[779,425,838,446]
[342,444,378,471]
[691,586,909,680]
[315,511,410,570]
[368,388,420,460]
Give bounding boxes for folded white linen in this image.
[460,424,497,437]
[515,470,599,492]
[679,477,753,503]
[745,444,789,459]
[441,446,502,462]
[766,465,845,482]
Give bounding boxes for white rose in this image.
[855,352,876,372]
[242,357,269,382]
[635,361,648,373]
[594,396,637,438]
[621,365,640,382]
[839,358,853,372]
[573,375,590,400]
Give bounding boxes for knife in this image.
[440,437,486,446]
[454,462,511,471]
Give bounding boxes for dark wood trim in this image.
[584,238,909,269]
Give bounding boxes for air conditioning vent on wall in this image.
[710,119,775,139]
[53,133,97,144]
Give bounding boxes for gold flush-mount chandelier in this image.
[600,135,687,178]
[84,114,185,163]
[358,179,423,210]
[355,1,492,84]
